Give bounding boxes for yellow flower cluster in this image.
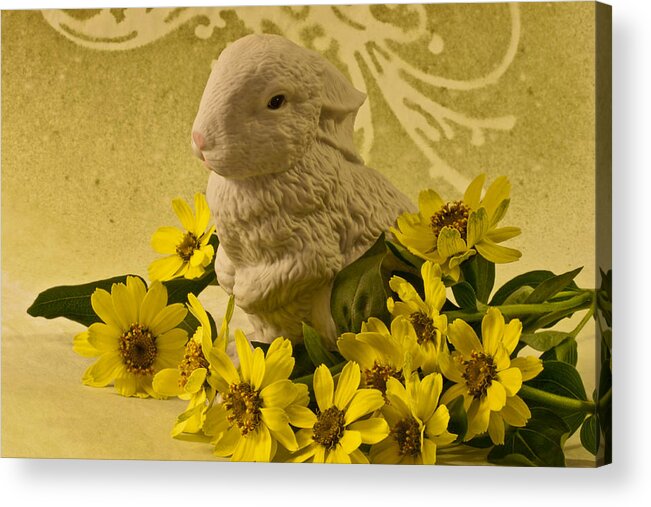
[391,174,521,279]
[71,178,542,463]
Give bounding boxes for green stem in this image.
[519,385,595,413]
[444,291,593,323]
[569,298,596,339]
[598,388,612,409]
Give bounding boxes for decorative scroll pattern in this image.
[41,5,520,191]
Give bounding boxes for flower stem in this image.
[444,291,594,323]
[519,385,595,413]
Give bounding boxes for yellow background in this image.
[2,3,601,464]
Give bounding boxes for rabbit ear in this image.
[319,59,367,118]
[315,57,366,163]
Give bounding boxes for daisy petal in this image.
[111,282,138,329]
[148,255,184,282]
[87,322,120,352]
[73,331,100,357]
[448,319,483,356]
[213,427,241,457]
[463,174,486,209]
[152,368,183,397]
[334,361,361,410]
[249,347,266,390]
[149,303,187,336]
[482,308,505,356]
[339,430,362,454]
[344,389,384,425]
[261,407,297,452]
[421,438,438,464]
[480,176,511,219]
[193,193,211,235]
[418,189,445,218]
[500,395,531,427]
[486,381,507,411]
[82,353,123,387]
[510,356,544,381]
[209,348,240,385]
[286,406,317,429]
[425,405,450,437]
[502,319,523,355]
[139,281,168,329]
[347,418,389,444]
[91,288,121,329]
[466,208,490,248]
[156,328,188,351]
[437,227,467,259]
[172,197,196,232]
[260,379,296,409]
[487,412,505,445]
[326,445,351,464]
[151,226,184,255]
[486,226,521,243]
[235,330,253,382]
[475,239,522,264]
[497,367,523,396]
[314,365,334,412]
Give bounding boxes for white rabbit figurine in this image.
[191,34,414,345]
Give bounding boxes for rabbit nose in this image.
[192,131,206,150]
[191,131,206,161]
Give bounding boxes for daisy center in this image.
[178,340,209,388]
[313,406,346,450]
[462,351,498,399]
[223,382,262,436]
[119,324,157,375]
[430,200,471,241]
[176,232,200,262]
[392,416,421,456]
[364,361,403,396]
[409,311,438,345]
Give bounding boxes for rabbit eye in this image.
[267,95,286,110]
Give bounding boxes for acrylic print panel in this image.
[1,2,611,466]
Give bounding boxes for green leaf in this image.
[460,255,495,303]
[597,358,612,464]
[598,268,612,327]
[385,240,424,270]
[520,331,571,352]
[289,343,315,379]
[163,268,216,305]
[523,360,588,434]
[451,282,477,311]
[502,285,535,305]
[331,234,390,334]
[445,393,468,443]
[488,407,570,467]
[580,414,600,455]
[27,274,146,327]
[490,270,578,306]
[302,323,337,368]
[524,267,583,304]
[540,337,578,366]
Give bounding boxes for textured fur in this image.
[192,34,414,344]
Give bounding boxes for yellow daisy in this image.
[391,174,521,279]
[439,308,543,444]
[369,372,456,464]
[337,318,418,396]
[202,332,308,462]
[148,192,216,281]
[388,261,448,374]
[72,276,188,398]
[152,294,234,437]
[288,362,389,464]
